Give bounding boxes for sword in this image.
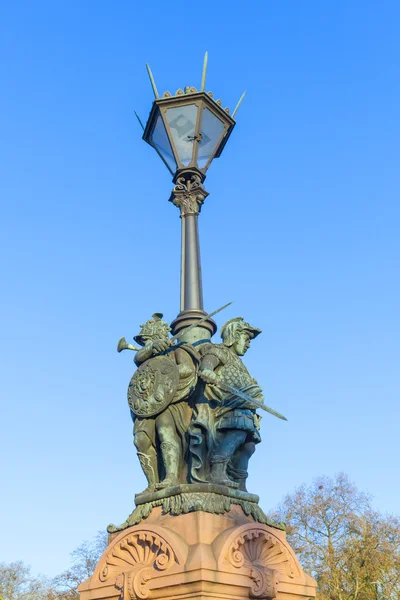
[215,381,288,421]
[118,302,233,353]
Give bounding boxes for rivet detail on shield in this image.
[128,355,180,417]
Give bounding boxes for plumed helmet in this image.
[134,313,171,346]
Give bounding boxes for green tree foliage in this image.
[272,473,400,600]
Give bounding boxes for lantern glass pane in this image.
[149,112,177,173]
[197,107,225,169]
[166,104,198,166]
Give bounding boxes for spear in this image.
[117,301,233,352]
[214,381,288,421]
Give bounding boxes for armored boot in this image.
[156,441,181,489]
[227,465,249,492]
[137,450,158,493]
[208,458,239,488]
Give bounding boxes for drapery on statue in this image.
[128,313,200,492]
[123,312,268,495]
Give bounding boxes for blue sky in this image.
[1,0,399,578]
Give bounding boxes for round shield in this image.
[128,355,180,417]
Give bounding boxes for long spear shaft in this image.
[170,301,232,344]
[215,382,288,421]
[118,301,232,352]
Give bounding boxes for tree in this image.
[0,561,56,600]
[0,531,108,600]
[52,531,108,599]
[271,473,400,600]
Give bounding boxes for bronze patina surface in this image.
[113,58,287,532]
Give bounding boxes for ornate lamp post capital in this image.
[169,171,209,217]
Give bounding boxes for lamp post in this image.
[142,55,243,341]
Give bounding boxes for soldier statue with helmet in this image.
[119,310,283,496]
[127,313,200,492]
[196,317,265,492]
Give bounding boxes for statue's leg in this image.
[228,441,256,492]
[134,430,158,493]
[209,430,247,488]
[155,410,181,489]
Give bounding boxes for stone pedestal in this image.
[79,505,316,600]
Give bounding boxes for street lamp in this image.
[142,54,244,341]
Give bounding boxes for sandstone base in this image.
[79,506,316,600]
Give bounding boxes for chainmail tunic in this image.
[199,343,262,442]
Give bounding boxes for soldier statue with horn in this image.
[127,313,200,492]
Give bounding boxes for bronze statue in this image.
[128,313,200,492]
[197,317,264,491]
[111,310,288,532]
[121,312,269,494]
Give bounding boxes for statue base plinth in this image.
[80,506,317,600]
[107,483,280,535]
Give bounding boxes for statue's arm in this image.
[198,353,220,384]
[174,346,197,377]
[134,338,172,366]
[134,343,153,366]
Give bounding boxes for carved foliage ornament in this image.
[99,531,177,598]
[227,529,295,599]
[170,174,209,217]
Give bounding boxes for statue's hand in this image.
[199,368,217,384]
[151,339,170,354]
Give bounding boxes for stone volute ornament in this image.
[79,55,317,600]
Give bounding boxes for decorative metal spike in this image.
[232,91,246,118]
[146,63,159,99]
[134,111,145,131]
[201,51,208,92]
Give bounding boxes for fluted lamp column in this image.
[169,169,211,342]
[141,55,244,341]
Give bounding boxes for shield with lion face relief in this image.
[128,354,180,417]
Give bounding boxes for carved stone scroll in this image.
[98,530,177,583]
[227,529,295,579]
[217,525,302,599]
